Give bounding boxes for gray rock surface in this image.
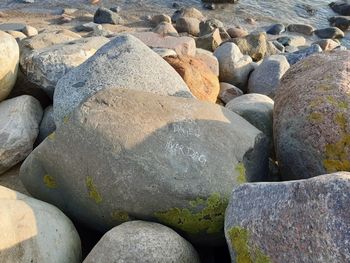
[0,95,42,175]
[218,83,243,104]
[93,7,124,25]
[20,36,109,98]
[53,34,193,125]
[37,106,56,144]
[248,55,290,98]
[0,186,81,263]
[214,42,254,92]
[0,31,19,102]
[176,17,200,36]
[225,173,350,263]
[287,23,315,35]
[21,88,269,245]
[315,27,345,39]
[83,221,200,263]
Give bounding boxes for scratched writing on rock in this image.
[165,140,207,165]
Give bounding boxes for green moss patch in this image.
[155,193,228,235]
[236,162,247,184]
[228,226,271,263]
[43,174,57,189]
[86,176,103,204]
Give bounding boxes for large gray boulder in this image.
[274,51,350,180]
[214,42,254,92]
[0,31,19,102]
[20,36,109,98]
[83,221,200,263]
[0,95,42,175]
[21,88,269,245]
[248,55,290,98]
[53,34,193,125]
[225,172,350,263]
[0,186,81,262]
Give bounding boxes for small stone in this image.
[195,28,222,51]
[248,55,290,98]
[266,23,285,35]
[315,27,344,39]
[164,55,220,103]
[226,27,248,38]
[94,7,124,25]
[214,42,254,91]
[171,7,204,23]
[203,3,216,10]
[76,22,103,32]
[272,40,285,52]
[287,23,315,35]
[22,25,38,37]
[151,14,172,25]
[110,6,121,13]
[277,35,306,46]
[284,44,322,65]
[5,30,26,42]
[329,2,350,16]
[153,22,178,37]
[0,95,42,174]
[199,18,223,36]
[329,16,350,31]
[218,82,243,104]
[312,39,340,51]
[83,221,200,263]
[176,17,200,36]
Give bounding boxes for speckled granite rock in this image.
[274,51,350,180]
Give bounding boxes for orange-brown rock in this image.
[164,55,220,103]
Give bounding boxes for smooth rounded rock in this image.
[0,95,42,175]
[21,88,269,245]
[83,221,200,263]
[329,16,350,31]
[0,31,19,102]
[274,51,350,180]
[266,24,285,35]
[312,39,340,51]
[225,173,350,263]
[53,34,193,125]
[164,55,220,103]
[248,55,290,98]
[214,42,254,91]
[226,94,274,149]
[218,82,243,104]
[315,27,344,39]
[287,23,315,35]
[153,22,178,37]
[176,17,200,36]
[226,27,248,38]
[93,7,124,25]
[284,44,322,65]
[0,186,81,263]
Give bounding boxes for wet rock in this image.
[248,55,290,98]
[284,44,322,65]
[176,17,200,36]
[153,22,178,37]
[164,55,220,103]
[0,95,42,175]
[94,7,124,25]
[225,173,350,263]
[196,48,219,76]
[266,23,285,35]
[232,32,279,61]
[0,31,19,102]
[313,39,340,51]
[329,2,350,16]
[132,32,196,56]
[287,23,315,35]
[20,36,109,98]
[226,94,274,149]
[214,42,254,91]
[329,16,350,31]
[315,27,344,39]
[274,51,350,180]
[218,83,243,104]
[54,34,193,125]
[21,88,269,245]
[196,28,222,51]
[272,40,285,52]
[37,106,56,144]
[83,221,200,263]
[226,27,248,38]
[0,186,81,262]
